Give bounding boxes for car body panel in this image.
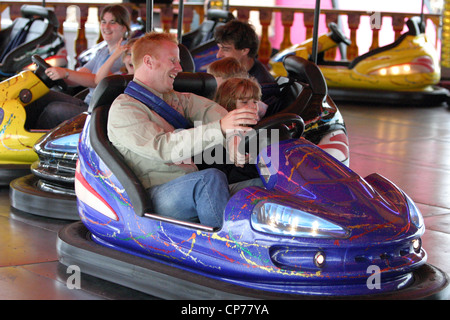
[76,109,425,295]
[270,19,441,92]
[0,71,48,164]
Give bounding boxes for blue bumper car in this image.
[56,72,449,299]
[10,56,349,222]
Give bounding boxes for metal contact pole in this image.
[146,0,153,32]
[177,0,184,43]
[311,0,321,63]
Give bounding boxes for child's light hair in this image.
[207,57,247,79]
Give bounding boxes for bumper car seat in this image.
[0,5,62,76]
[346,16,424,70]
[186,9,235,72]
[87,72,217,216]
[269,55,327,116]
[9,72,217,219]
[87,74,153,217]
[182,9,234,51]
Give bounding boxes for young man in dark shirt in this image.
[214,20,281,116]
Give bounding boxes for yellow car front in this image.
[322,33,441,91]
[0,71,49,164]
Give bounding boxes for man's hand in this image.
[220,107,258,134]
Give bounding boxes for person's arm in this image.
[94,40,128,85]
[177,92,258,133]
[46,43,125,88]
[109,92,258,165]
[108,97,226,164]
[45,66,96,88]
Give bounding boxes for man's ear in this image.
[241,48,250,56]
[143,54,153,68]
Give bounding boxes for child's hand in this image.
[227,134,248,167]
[110,38,129,59]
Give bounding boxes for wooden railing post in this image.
[392,15,405,40]
[9,4,21,21]
[303,11,314,42]
[369,24,380,51]
[236,7,250,22]
[258,9,272,65]
[279,10,294,51]
[53,5,66,36]
[160,5,173,33]
[325,13,338,60]
[76,5,89,57]
[183,6,194,33]
[197,5,205,25]
[347,13,360,60]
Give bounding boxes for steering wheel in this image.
[328,22,351,46]
[238,113,305,156]
[32,54,67,92]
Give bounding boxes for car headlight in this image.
[404,193,424,229]
[369,56,435,76]
[251,201,349,239]
[44,133,80,153]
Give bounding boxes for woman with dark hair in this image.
[26,4,131,129]
[95,37,137,83]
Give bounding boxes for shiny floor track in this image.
[1,101,449,300]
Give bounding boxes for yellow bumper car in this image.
[0,55,66,185]
[270,17,449,106]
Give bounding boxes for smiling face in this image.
[122,50,134,74]
[100,12,127,45]
[146,40,182,93]
[214,77,261,113]
[216,42,249,64]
